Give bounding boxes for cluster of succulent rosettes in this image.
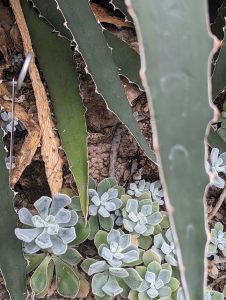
[205,148,226,189]
[208,222,226,259]
[152,228,177,266]
[83,229,143,299]
[15,194,78,255]
[127,179,164,205]
[122,196,163,236]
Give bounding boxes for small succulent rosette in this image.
[0,111,25,133]
[205,148,226,188]
[15,194,78,255]
[152,228,178,266]
[208,222,226,258]
[129,250,180,300]
[88,178,124,236]
[127,179,164,205]
[120,195,165,249]
[82,229,143,299]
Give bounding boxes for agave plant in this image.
[152,228,177,266]
[122,198,163,236]
[15,194,78,255]
[205,148,226,188]
[208,222,226,258]
[82,229,143,299]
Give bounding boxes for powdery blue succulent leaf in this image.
[18,208,34,226]
[126,199,138,214]
[50,235,67,255]
[50,194,71,215]
[147,288,159,298]
[54,208,71,223]
[107,229,120,245]
[127,180,147,197]
[158,269,171,284]
[123,219,136,232]
[15,228,42,243]
[15,194,78,255]
[34,196,52,219]
[148,180,164,205]
[109,267,129,278]
[145,271,156,284]
[24,240,41,254]
[98,206,111,218]
[35,230,52,249]
[206,148,226,188]
[102,275,123,296]
[158,286,172,297]
[105,202,117,211]
[88,261,108,276]
[108,188,118,199]
[122,250,139,263]
[58,210,78,227]
[58,227,76,244]
[118,234,131,249]
[147,212,163,225]
[89,204,98,215]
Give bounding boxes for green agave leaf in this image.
[212,29,226,100]
[25,253,46,274]
[35,0,156,163]
[53,257,80,298]
[35,261,54,299]
[58,248,82,265]
[70,196,82,212]
[31,1,142,89]
[111,0,132,21]
[0,130,27,299]
[20,0,89,218]
[30,255,52,296]
[127,0,212,299]
[208,126,226,153]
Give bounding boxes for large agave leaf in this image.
[31,0,142,89]
[212,29,226,100]
[32,0,156,163]
[20,0,89,217]
[111,0,132,21]
[126,1,212,299]
[0,130,27,299]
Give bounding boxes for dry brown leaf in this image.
[10,0,63,195]
[0,98,41,186]
[76,273,90,299]
[91,3,133,28]
[10,24,23,53]
[0,26,9,65]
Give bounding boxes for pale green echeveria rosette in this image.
[208,222,226,258]
[87,229,142,298]
[89,187,122,218]
[122,198,163,236]
[136,260,180,300]
[205,148,226,188]
[15,194,78,255]
[152,228,178,266]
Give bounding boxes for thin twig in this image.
[209,274,226,288]
[208,186,226,221]
[109,125,126,178]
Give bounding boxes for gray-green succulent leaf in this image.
[98,229,140,268]
[208,222,226,258]
[206,148,226,188]
[152,228,177,266]
[177,287,225,300]
[122,198,163,236]
[15,194,78,255]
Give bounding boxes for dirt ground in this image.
[0,0,225,299]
